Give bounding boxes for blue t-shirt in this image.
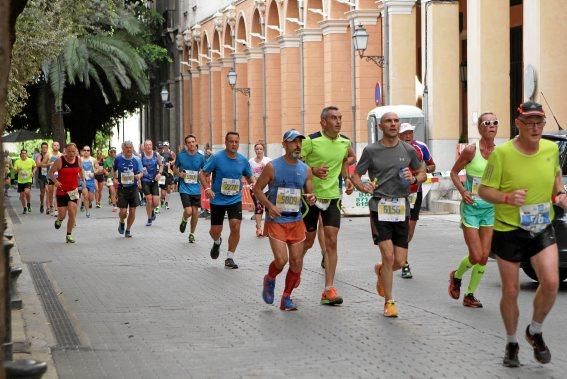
[113,155,141,188]
[175,150,206,196]
[141,152,160,183]
[266,157,308,224]
[202,150,252,205]
[82,159,95,184]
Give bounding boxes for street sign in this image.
[374,82,382,106]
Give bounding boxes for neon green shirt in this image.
[103,157,115,178]
[14,158,36,184]
[481,139,559,231]
[301,131,350,199]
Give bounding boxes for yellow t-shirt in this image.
[14,158,36,184]
[481,139,560,231]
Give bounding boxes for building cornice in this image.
[300,28,323,42]
[320,20,350,35]
[246,47,264,59]
[346,9,381,25]
[383,0,417,15]
[278,36,300,49]
[262,42,280,54]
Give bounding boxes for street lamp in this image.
[227,69,250,96]
[160,85,173,109]
[352,25,385,68]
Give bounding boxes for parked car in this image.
[520,132,567,282]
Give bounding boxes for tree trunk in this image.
[0,0,30,370]
[51,102,67,146]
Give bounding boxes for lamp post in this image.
[227,69,251,150]
[352,25,385,68]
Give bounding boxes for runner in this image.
[249,141,271,237]
[79,146,100,218]
[35,142,51,213]
[174,134,205,243]
[103,147,117,211]
[257,130,316,310]
[350,112,426,317]
[140,139,162,226]
[49,143,82,243]
[113,141,143,238]
[301,106,353,305]
[158,141,176,211]
[94,149,105,208]
[14,149,36,214]
[398,123,436,279]
[199,132,254,269]
[479,101,566,367]
[448,113,498,308]
[46,142,62,215]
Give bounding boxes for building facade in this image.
[146,0,567,170]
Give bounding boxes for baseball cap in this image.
[517,101,545,117]
[283,129,305,142]
[399,123,416,134]
[163,141,170,147]
[109,147,116,152]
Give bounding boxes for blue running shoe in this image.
[118,221,125,234]
[280,296,297,311]
[146,219,152,226]
[262,275,276,304]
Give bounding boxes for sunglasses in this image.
[481,120,499,127]
[83,149,90,152]
[520,119,546,129]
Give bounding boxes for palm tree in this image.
[42,13,150,144]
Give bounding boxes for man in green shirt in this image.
[103,147,117,210]
[479,101,567,367]
[14,149,36,214]
[301,106,353,306]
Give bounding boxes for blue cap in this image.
[283,129,305,142]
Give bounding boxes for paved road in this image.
[6,189,567,378]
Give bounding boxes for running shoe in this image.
[40,205,44,213]
[22,208,27,215]
[80,205,84,212]
[463,293,482,308]
[188,233,195,243]
[179,219,187,233]
[262,275,276,304]
[46,208,50,215]
[154,206,161,215]
[65,235,75,244]
[118,221,125,235]
[448,270,461,300]
[256,227,262,237]
[280,296,297,311]
[225,257,238,269]
[525,325,551,364]
[165,201,169,210]
[320,287,343,305]
[146,219,152,226]
[375,263,385,297]
[151,209,156,221]
[96,203,101,208]
[54,219,62,229]
[86,211,91,218]
[210,238,222,259]
[124,230,132,238]
[503,342,520,367]
[383,300,398,318]
[27,204,31,213]
[401,263,413,279]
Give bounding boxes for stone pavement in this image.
[5,188,567,378]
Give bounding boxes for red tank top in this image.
[56,156,80,195]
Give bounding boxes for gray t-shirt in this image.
[356,140,423,211]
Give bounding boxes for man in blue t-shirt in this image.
[174,134,206,243]
[112,141,142,238]
[199,132,254,269]
[141,139,162,226]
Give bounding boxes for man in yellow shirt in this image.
[14,149,36,214]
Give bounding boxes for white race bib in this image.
[67,188,79,200]
[471,176,481,199]
[106,178,113,187]
[85,170,94,179]
[275,188,301,213]
[315,198,331,211]
[41,167,48,176]
[377,197,406,222]
[220,178,240,196]
[19,171,30,181]
[158,176,166,185]
[121,171,135,185]
[519,202,551,234]
[408,192,418,209]
[183,170,198,184]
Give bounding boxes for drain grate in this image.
[5,198,21,225]
[27,262,81,348]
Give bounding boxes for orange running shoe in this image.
[320,286,343,305]
[383,300,398,317]
[448,270,462,300]
[374,263,385,297]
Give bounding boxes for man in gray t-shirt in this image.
[351,112,426,318]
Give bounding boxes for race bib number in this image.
[408,192,418,209]
[158,176,166,185]
[220,178,240,196]
[275,187,301,213]
[19,171,30,181]
[85,170,94,179]
[519,203,551,234]
[377,197,406,222]
[471,176,481,198]
[184,170,198,184]
[41,167,48,176]
[315,198,331,211]
[106,178,113,187]
[121,171,135,185]
[67,188,79,200]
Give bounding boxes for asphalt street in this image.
[6,188,567,378]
